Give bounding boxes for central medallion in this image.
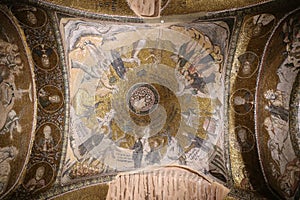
[127,83,159,115]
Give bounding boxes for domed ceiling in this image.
[0,0,299,199]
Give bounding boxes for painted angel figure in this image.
[69,36,145,100]
[132,137,143,168]
[181,109,198,127]
[77,109,115,156]
[161,136,185,165]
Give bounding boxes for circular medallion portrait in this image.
[32,44,58,71]
[127,83,159,116]
[231,89,254,115]
[23,162,54,193]
[35,123,61,152]
[237,52,259,79]
[234,126,255,153]
[38,85,63,113]
[243,14,275,38]
[10,5,47,28]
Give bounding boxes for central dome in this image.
[127,83,159,115]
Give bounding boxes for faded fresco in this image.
[0,7,36,197]
[256,10,300,198]
[60,19,229,183]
